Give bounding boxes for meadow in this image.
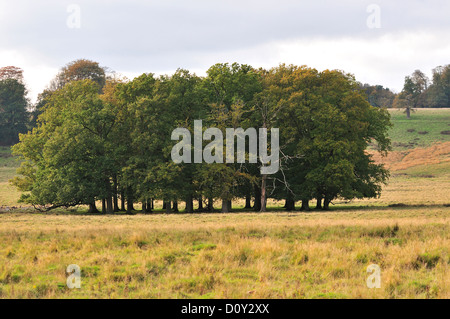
[0,208,448,299]
[0,108,449,299]
[386,108,450,150]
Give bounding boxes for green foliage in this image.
[0,76,29,146]
[426,65,450,108]
[413,253,441,269]
[50,59,106,91]
[198,63,262,211]
[360,83,395,108]
[395,66,449,119]
[10,63,392,212]
[11,80,116,209]
[265,65,391,208]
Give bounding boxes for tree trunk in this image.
[142,202,147,214]
[323,197,331,210]
[147,199,153,213]
[285,197,295,211]
[126,189,134,214]
[151,199,154,210]
[102,199,106,214]
[163,202,167,210]
[245,194,252,209]
[221,199,230,213]
[88,201,99,214]
[186,195,194,213]
[126,200,134,214]
[165,201,171,214]
[106,196,113,214]
[406,107,411,119]
[300,199,310,211]
[315,196,323,210]
[113,175,119,212]
[198,197,203,211]
[172,200,179,212]
[208,197,213,212]
[260,174,267,212]
[113,195,119,212]
[253,184,261,211]
[120,189,126,211]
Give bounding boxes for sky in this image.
[0,0,449,102]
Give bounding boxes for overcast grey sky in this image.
[1,0,449,102]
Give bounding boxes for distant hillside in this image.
[387,108,450,150]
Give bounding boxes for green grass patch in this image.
[387,109,450,150]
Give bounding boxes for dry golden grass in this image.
[346,142,450,207]
[0,208,448,299]
[369,142,450,171]
[0,181,22,207]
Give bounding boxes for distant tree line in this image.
[394,66,450,118]
[0,60,107,146]
[0,67,29,146]
[10,59,392,213]
[359,84,396,109]
[361,64,450,114]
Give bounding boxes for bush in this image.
[355,253,368,264]
[365,224,399,238]
[412,253,440,269]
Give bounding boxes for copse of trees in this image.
[31,59,108,126]
[359,83,396,108]
[394,65,450,118]
[359,65,450,116]
[1,60,108,146]
[427,65,450,108]
[0,67,30,146]
[394,70,429,119]
[11,61,392,213]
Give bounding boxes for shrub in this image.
[384,238,404,246]
[356,253,368,264]
[365,224,399,238]
[412,253,440,269]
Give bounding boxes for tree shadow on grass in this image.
[1,203,447,216]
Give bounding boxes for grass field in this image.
[387,108,450,150]
[0,108,449,299]
[0,146,22,207]
[0,208,448,299]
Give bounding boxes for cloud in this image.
[272,30,450,93]
[0,0,449,101]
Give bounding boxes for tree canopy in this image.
[11,62,392,213]
[50,59,107,91]
[395,66,450,118]
[0,67,29,146]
